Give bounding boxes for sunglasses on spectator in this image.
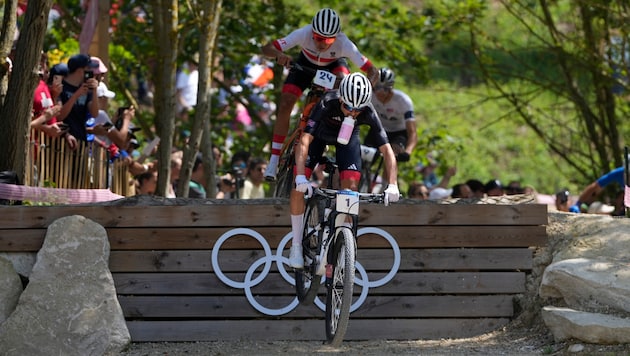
[342,102,364,113]
[313,33,336,44]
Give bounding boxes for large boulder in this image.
[541,213,630,344]
[0,215,130,355]
[0,256,22,323]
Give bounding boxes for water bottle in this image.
[337,116,355,145]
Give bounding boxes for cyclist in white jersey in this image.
[261,8,378,181]
[365,68,417,163]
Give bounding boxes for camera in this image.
[84,70,94,81]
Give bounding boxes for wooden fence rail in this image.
[25,131,134,196]
[0,200,548,341]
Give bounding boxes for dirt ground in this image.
[119,320,629,355]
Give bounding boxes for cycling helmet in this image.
[378,67,395,86]
[339,73,373,109]
[312,8,341,37]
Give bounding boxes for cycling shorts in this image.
[282,53,350,97]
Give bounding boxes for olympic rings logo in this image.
[211,227,400,316]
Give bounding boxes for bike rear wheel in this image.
[295,197,324,304]
[325,227,355,346]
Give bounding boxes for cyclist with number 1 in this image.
[288,73,400,268]
[261,8,379,181]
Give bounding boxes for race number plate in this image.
[313,70,336,90]
[336,190,359,215]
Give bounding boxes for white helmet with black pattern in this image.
[378,67,395,86]
[312,8,341,37]
[339,73,373,109]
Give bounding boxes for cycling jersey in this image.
[371,89,415,132]
[273,25,372,70]
[303,91,388,173]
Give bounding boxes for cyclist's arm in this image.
[405,119,417,155]
[378,143,399,187]
[294,132,314,176]
[261,42,291,67]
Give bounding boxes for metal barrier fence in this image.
[25,131,135,196]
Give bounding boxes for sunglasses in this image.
[313,33,336,44]
[342,102,364,113]
[375,84,393,92]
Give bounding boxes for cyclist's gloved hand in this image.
[396,152,410,162]
[568,204,581,213]
[295,174,312,197]
[384,184,400,206]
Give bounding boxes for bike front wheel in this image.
[295,198,324,304]
[325,227,355,346]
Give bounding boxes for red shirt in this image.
[32,79,57,124]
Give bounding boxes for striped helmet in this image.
[378,67,395,86]
[339,73,373,109]
[312,8,341,37]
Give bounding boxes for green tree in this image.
[457,0,628,181]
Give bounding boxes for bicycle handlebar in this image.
[313,187,386,204]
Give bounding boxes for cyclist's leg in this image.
[266,55,314,179]
[289,139,326,268]
[337,132,362,192]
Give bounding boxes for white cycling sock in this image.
[266,155,280,175]
[291,214,304,246]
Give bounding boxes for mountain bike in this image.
[272,64,338,198]
[294,159,389,346]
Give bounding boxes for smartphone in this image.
[52,74,63,86]
[84,70,94,82]
[58,122,69,131]
[102,122,113,129]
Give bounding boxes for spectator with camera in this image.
[56,54,100,142]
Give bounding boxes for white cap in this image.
[97,81,115,99]
[429,187,453,200]
[587,201,615,214]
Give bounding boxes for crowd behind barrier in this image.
[25,130,135,197]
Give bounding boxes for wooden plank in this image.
[113,272,525,295]
[108,248,533,272]
[0,203,547,229]
[117,295,513,318]
[126,318,511,342]
[0,225,548,251]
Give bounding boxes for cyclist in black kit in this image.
[288,73,400,268]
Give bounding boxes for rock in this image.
[542,306,630,344]
[0,252,36,277]
[0,256,22,323]
[0,215,130,355]
[567,343,584,352]
[539,258,630,314]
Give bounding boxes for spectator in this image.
[451,183,473,199]
[484,179,504,196]
[505,180,524,195]
[407,182,429,200]
[135,171,157,195]
[466,179,485,198]
[570,166,624,213]
[189,153,206,198]
[91,81,116,145]
[429,187,452,200]
[554,189,571,212]
[46,62,68,103]
[90,56,108,81]
[241,158,267,199]
[175,53,199,121]
[56,54,100,142]
[32,52,65,138]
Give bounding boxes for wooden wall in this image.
[0,199,548,342]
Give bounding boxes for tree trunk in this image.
[0,0,53,180]
[150,0,179,197]
[178,0,223,198]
